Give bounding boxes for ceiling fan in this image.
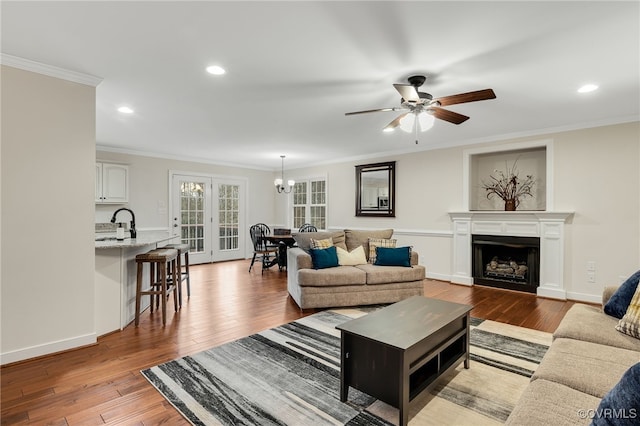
[345,75,496,133]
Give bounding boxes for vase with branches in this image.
[481,158,535,211]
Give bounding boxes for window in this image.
[292,178,326,230]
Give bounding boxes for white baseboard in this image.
[566,291,602,304]
[450,275,474,286]
[1,333,97,365]
[426,272,452,282]
[536,286,567,300]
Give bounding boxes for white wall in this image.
[1,65,97,364]
[95,150,277,255]
[284,122,640,301]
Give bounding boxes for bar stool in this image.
[135,248,179,326]
[163,242,191,304]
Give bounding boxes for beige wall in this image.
[1,65,97,363]
[285,122,639,299]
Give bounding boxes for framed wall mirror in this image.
[355,161,395,217]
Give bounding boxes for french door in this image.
[170,173,246,264]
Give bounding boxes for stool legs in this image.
[135,261,143,326]
[170,257,178,312]
[184,251,191,297]
[134,249,180,327]
[174,252,183,307]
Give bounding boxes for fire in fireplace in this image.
[472,234,540,293]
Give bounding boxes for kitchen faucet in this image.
[110,208,137,238]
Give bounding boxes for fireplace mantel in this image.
[448,211,574,299]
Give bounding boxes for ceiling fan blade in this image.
[345,107,398,116]
[383,112,409,131]
[435,89,496,107]
[430,107,469,125]
[393,84,420,102]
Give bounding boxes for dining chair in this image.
[249,223,279,274]
[298,223,318,233]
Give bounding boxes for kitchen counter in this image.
[95,230,177,249]
[95,230,179,336]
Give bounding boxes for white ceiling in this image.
[2,1,639,170]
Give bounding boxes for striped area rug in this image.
[142,308,551,425]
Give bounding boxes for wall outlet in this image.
[587,261,596,271]
[587,271,596,283]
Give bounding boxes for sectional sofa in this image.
[506,286,640,425]
[286,229,425,309]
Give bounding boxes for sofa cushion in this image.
[293,231,347,252]
[368,238,396,264]
[604,269,640,319]
[553,304,640,352]
[374,246,411,267]
[505,379,599,425]
[532,338,640,398]
[355,263,425,285]
[309,246,339,269]
[344,229,393,257]
[336,246,367,266]
[616,284,640,339]
[592,362,640,426]
[297,265,367,287]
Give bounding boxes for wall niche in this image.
[465,140,551,211]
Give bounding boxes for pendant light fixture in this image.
[274,155,295,194]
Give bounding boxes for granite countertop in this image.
[95,231,179,249]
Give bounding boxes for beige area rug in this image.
[142,307,552,425]
[366,316,552,425]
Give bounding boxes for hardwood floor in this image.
[1,259,588,425]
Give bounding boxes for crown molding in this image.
[0,54,102,87]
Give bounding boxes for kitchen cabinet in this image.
[96,162,128,203]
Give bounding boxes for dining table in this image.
[264,234,297,270]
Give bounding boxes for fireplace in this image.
[472,234,540,293]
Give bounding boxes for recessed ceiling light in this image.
[578,84,599,93]
[117,106,134,114]
[206,65,226,75]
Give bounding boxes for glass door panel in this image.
[172,176,212,264]
[214,182,242,261]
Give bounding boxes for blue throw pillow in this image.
[591,362,640,425]
[310,246,339,269]
[604,270,640,319]
[374,246,411,267]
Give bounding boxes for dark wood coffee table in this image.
[336,296,473,426]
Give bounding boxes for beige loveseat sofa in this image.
[506,286,640,425]
[287,229,425,309]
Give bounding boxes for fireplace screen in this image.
[472,235,540,293]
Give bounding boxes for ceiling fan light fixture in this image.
[418,111,435,132]
[399,113,415,133]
